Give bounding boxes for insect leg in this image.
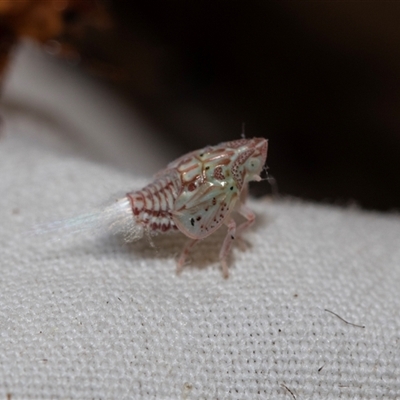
[233,203,256,251]
[219,218,237,278]
[236,203,256,236]
[176,238,199,274]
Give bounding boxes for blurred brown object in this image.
[0,0,112,82]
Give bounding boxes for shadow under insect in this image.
[101,208,265,273]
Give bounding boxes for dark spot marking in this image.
[212,198,216,205]
[188,182,196,192]
[213,166,225,180]
[205,166,210,170]
[230,186,234,190]
[161,224,169,232]
[231,235,235,240]
[190,218,195,226]
[196,216,201,221]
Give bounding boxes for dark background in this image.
[108,1,400,211]
[5,1,400,210]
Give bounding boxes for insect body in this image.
[33,138,268,278]
[126,137,268,277]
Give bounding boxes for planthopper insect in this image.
[35,138,268,278]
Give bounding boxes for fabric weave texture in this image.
[1,42,399,400]
[0,130,399,399]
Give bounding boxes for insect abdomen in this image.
[126,172,181,233]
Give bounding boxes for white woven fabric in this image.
[1,43,399,400]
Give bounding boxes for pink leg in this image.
[219,218,237,278]
[236,203,255,236]
[176,238,199,274]
[219,203,255,278]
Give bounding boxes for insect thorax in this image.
[175,145,242,194]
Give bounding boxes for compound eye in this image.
[245,157,261,173]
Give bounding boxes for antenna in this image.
[241,122,246,138]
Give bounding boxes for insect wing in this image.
[153,147,212,179]
[172,182,237,240]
